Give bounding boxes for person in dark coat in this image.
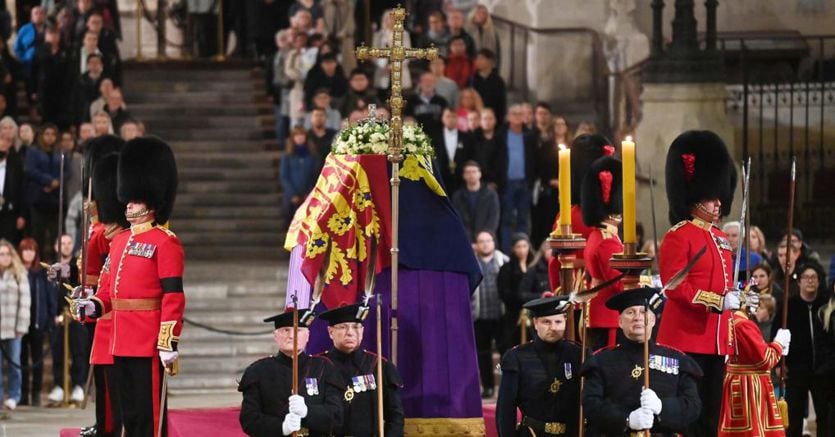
[19,238,54,406]
[303,53,347,110]
[0,135,26,244]
[496,295,582,437]
[35,24,74,130]
[451,161,499,242]
[497,233,533,350]
[432,107,472,193]
[471,49,506,124]
[72,53,105,125]
[582,287,703,436]
[238,309,343,437]
[316,303,404,436]
[24,124,68,260]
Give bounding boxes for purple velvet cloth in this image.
[306,267,483,419]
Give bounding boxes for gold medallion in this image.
[344,387,355,403]
[549,377,561,394]
[631,365,643,380]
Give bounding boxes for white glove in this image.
[159,350,179,367]
[628,407,654,430]
[47,263,70,282]
[640,388,662,415]
[282,412,302,436]
[774,329,791,356]
[744,291,760,313]
[75,299,96,319]
[71,286,94,299]
[288,394,308,418]
[723,290,741,311]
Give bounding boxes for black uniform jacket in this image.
[321,348,405,436]
[581,339,703,436]
[496,338,583,437]
[238,352,343,437]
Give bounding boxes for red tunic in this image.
[657,218,734,355]
[719,311,785,436]
[93,222,185,357]
[85,221,109,287]
[584,224,624,329]
[90,257,114,365]
[548,205,594,290]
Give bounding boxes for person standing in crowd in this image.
[456,87,483,132]
[0,118,19,154]
[750,263,784,304]
[434,107,470,192]
[102,87,132,132]
[497,104,535,253]
[59,131,81,200]
[0,134,26,245]
[17,123,35,158]
[13,6,45,101]
[446,9,476,59]
[529,108,558,248]
[451,161,499,242]
[496,294,581,437]
[92,111,114,137]
[582,287,702,436]
[280,127,316,219]
[775,263,829,437]
[307,107,336,173]
[36,23,74,129]
[340,69,380,118]
[77,137,185,437]
[471,49,506,124]
[465,107,500,188]
[658,130,739,437]
[446,36,473,88]
[323,0,357,74]
[317,303,405,436]
[303,53,347,110]
[78,31,101,74]
[753,293,777,342]
[582,156,625,351]
[239,309,343,436]
[719,294,791,436]
[497,233,534,350]
[89,77,114,122]
[722,221,762,282]
[418,11,450,58]
[187,0,219,58]
[429,57,459,111]
[472,230,507,398]
[405,71,447,138]
[817,288,835,437]
[19,238,53,407]
[304,88,342,131]
[466,5,500,65]
[73,53,106,126]
[748,225,770,260]
[25,124,68,260]
[0,239,30,410]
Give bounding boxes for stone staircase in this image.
[123,60,287,260]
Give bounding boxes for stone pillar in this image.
[634,83,738,234]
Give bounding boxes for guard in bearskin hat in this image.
[75,135,127,437]
[548,134,618,290]
[657,130,738,437]
[78,136,184,437]
[581,156,625,351]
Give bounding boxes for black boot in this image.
[79,425,97,437]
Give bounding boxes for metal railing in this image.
[720,33,835,240]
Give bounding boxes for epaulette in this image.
[156,225,177,237]
[592,344,619,355]
[668,220,688,233]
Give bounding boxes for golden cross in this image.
[355,6,437,162]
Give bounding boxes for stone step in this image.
[170,140,275,153]
[168,371,243,391]
[178,231,285,246]
[139,116,266,129]
[128,103,268,117]
[154,127,271,141]
[175,152,280,168]
[179,180,279,194]
[184,311,280,326]
[179,326,275,341]
[129,91,267,105]
[186,246,289,260]
[174,354,269,373]
[185,261,287,281]
[173,218,284,232]
[173,205,281,219]
[178,167,276,181]
[183,282,285,300]
[176,192,280,207]
[123,80,261,93]
[123,69,259,82]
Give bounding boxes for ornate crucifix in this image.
[355,7,437,368]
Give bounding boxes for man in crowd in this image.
[317,303,405,436]
[308,107,336,172]
[405,71,447,138]
[466,108,500,189]
[496,294,582,436]
[430,57,459,110]
[452,161,499,242]
[102,87,132,132]
[238,309,343,436]
[658,130,739,436]
[74,53,106,126]
[304,88,341,131]
[471,49,506,125]
[447,9,476,58]
[497,104,535,253]
[721,221,762,283]
[340,69,380,118]
[0,135,26,244]
[582,287,703,435]
[14,6,45,99]
[472,230,508,398]
[434,107,470,192]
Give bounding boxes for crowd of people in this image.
[0,0,142,411]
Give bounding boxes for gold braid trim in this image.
[692,289,723,312]
[157,320,179,351]
[404,418,486,436]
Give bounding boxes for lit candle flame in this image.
[625,135,633,142]
[558,143,567,151]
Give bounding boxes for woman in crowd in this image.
[750,263,784,303]
[0,117,20,152]
[466,5,500,65]
[518,241,553,304]
[817,284,835,437]
[457,88,483,131]
[17,123,35,157]
[19,238,53,407]
[279,126,316,219]
[552,115,572,146]
[92,111,113,137]
[498,233,534,350]
[0,239,31,410]
[24,123,65,260]
[749,225,770,260]
[754,293,777,342]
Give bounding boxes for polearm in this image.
[642,298,650,437]
[744,159,752,288]
[778,158,796,413]
[577,301,589,437]
[355,6,437,365]
[57,150,70,406]
[79,170,94,409]
[291,293,299,437]
[648,164,659,262]
[376,294,384,437]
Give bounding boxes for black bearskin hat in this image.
[82,135,125,199]
[665,130,737,225]
[93,153,129,228]
[570,134,616,205]
[117,136,178,224]
[581,156,623,227]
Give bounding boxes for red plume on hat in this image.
[581,157,623,227]
[665,130,737,225]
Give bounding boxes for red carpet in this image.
[62,405,502,436]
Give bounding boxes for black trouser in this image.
[95,364,123,437]
[189,13,217,58]
[21,327,47,403]
[474,319,503,391]
[786,370,830,437]
[31,207,58,261]
[50,320,90,389]
[684,353,725,437]
[0,212,21,246]
[112,356,167,437]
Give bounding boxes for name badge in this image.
[305,378,319,396]
[127,241,156,258]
